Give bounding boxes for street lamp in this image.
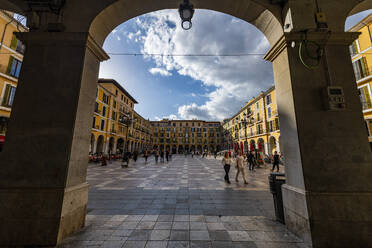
[120,112,137,153]
[179,0,195,30]
[241,112,252,153]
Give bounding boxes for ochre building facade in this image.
[0,11,26,150]
[349,13,372,149]
[151,119,223,154]
[223,86,280,158]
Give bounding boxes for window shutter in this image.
[10,34,18,50]
[1,84,10,106]
[6,56,14,75]
[352,61,360,80]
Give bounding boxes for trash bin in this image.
[269,172,286,224]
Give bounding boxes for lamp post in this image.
[120,112,137,154]
[179,0,195,30]
[241,112,253,154]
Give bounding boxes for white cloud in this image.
[130,10,273,120]
[149,67,172,76]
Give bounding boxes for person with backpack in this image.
[247,151,255,171]
[271,151,280,172]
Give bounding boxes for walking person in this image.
[166,149,170,163]
[235,151,248,184]
[222,152,231,184]
[144,149,149,164]
[133,150,138,164]
[247,151,255,171]
[121,151,130,168]
[101,153,107,166]
[155,149,159,164]
[169,150,172,161]
[271,151,280,172]
[160,150,164,163]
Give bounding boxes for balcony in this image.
[354,67,372,82]
[362,101,372,111]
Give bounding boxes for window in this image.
[10,34,25,54]
[113,101,116,108]
[266,94,272,105]
[256,102,259,108]
[353,58,369,81]
[92,117,96,128]
[1,84,16,107]
[112,111,117,120]
[359,86,372,110]
[268,107,272,118]
[115,89,118,96]
[100,120,105,130]
[102,93,109,104]
[102,106,106,117]
[349,41,358,56]
[7,57,22,78]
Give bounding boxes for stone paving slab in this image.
[57,155,307,248]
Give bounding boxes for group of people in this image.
[221,150,282,184]
[154,149,172,163]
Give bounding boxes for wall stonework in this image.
[0,0,372,247]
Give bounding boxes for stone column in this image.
[93,138,98,154]
[265,32,372,247]
[113,140,117,154]
[264,142,269,155]
[276,139,280,154]
[0,32,109,246]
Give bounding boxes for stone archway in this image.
[1,1,372,247]
[268,136,277,155]
[117,138,124,154]
[96,135,105,154]
[89,134,95,154]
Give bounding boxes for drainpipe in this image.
[0,13,14,51]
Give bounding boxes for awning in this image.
[0,135,5,143]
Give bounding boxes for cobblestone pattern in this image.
[58,155,307,248]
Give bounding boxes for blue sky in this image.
[99,9,372,121]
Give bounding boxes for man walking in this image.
[271,151,280,172]
[247,151,255,171]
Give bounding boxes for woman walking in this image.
[222,152,231,184]
[133,150,138,164]
[235,151,248,184]
[155,149,159,164]
[144,149,149,164]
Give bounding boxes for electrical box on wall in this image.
[323,86,346,111]
[284,0,317,32]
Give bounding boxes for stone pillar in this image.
[265,31,372,247]
[276,138,280,154]
[93,138,98,154]
[264,142,269,155]
[113,140,117,154]
[0,32,109,246]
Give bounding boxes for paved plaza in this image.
[59,155,307,248]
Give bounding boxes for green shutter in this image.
[2,84,10,106]
[6,56,14,75]
[10,34,18,50]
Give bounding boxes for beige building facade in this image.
[151,119,223,154]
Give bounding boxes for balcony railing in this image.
[354,67,372,81]
[362,101,372,110]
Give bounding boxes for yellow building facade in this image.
[349,14,372,148]
[0,11,27,150]
[151,119,223,154]
[223,86,280,157]
[90,78,153,155]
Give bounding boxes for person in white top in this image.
[221,152,231,184]
[235,151,248,184]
